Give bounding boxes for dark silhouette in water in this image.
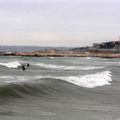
[26,63,30,67]
[22,65,26,71]
[20,63,30,71]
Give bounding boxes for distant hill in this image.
[0,46,71,52]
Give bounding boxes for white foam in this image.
[0,76,13,79]
[4,76,46,83]
[0,61,21,68]
[56,71,112,88]
[3,71,112,88]
[48,57,55,59]
[80,66,104,70]
[35,71,112,88]
[34,63,65,69]
[86,57,91,59]
[34,63,104,70]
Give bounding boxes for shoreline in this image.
[1,51,120,58]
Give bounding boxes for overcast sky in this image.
[0,0,120,47]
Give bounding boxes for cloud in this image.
[0,0,119,46]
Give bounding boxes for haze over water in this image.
[0,0,120,46]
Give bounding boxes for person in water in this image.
[21,63,30,71]
[22,65,26,71]
[26,63,30,67]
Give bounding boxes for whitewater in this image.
[0,56,120,120]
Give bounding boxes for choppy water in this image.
[0,56,120,120]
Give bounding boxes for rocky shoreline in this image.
[1,51,120,58]
[0,40,120,58]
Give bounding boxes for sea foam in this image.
[35,71,112,88]
[0,61,21,68]
[3,71,112,88]
[34,63,104,70]
[56,71,112,88]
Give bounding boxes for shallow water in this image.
[0,56,120,120]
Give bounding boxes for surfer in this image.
[22,65,26,71]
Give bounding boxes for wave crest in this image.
[57,71,112,88]
[0,61,21,68]
[34,63,104,70]
[4,71,112,88]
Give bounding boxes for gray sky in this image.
[0,0,120,47]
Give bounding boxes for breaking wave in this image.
[0,61,21,68]
[3,71,112,88]
[0,71,112,98]
[56,71,112,88]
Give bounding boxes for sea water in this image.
[0,56,120,120]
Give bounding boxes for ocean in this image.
[0,56,120,120]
